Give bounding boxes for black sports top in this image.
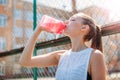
[87,72,92,80]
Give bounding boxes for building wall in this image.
[0,0,14,75]
[0,0,13,51]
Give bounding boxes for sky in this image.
[24,0,120,22]
[99,0,120,21]
[24,0,106,11]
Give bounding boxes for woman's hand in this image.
[36,23,53,33]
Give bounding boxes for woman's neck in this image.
[70,36,88,52]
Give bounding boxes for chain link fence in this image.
[0,0,120,80]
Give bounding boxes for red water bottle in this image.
[40,15,66,34]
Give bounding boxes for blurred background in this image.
[0,0,120,80]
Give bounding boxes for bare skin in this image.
[19,14,107,80]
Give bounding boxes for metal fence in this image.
[0,0,120,80]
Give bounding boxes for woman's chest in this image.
[55,54,88,80]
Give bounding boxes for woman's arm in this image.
[19,25,66,67]
[90,50,107,80]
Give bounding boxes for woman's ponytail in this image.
[79,13,103,52]
[91,26,103,52]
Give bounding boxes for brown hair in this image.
[77,13,103,52]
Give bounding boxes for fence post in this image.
[33,0,38,80]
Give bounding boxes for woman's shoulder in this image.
[89,49,107,80]
[90,49,104,63]
[92,49,103,55]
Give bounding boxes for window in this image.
[25,12,43,22]
[0,37,6,50]
[13,26,23,37]
[25,28,33,38]
[13,43,23,49]
[25,11,33,21]
[14,9,22,19]
[37,14,43,21]
[0,14,7,27]
[0,0,7,5]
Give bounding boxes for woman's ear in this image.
[80,25,89,31]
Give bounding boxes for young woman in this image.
[19,13,107,80]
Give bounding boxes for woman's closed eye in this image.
[70,19,75,21]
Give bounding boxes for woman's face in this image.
[63,15,87,37]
